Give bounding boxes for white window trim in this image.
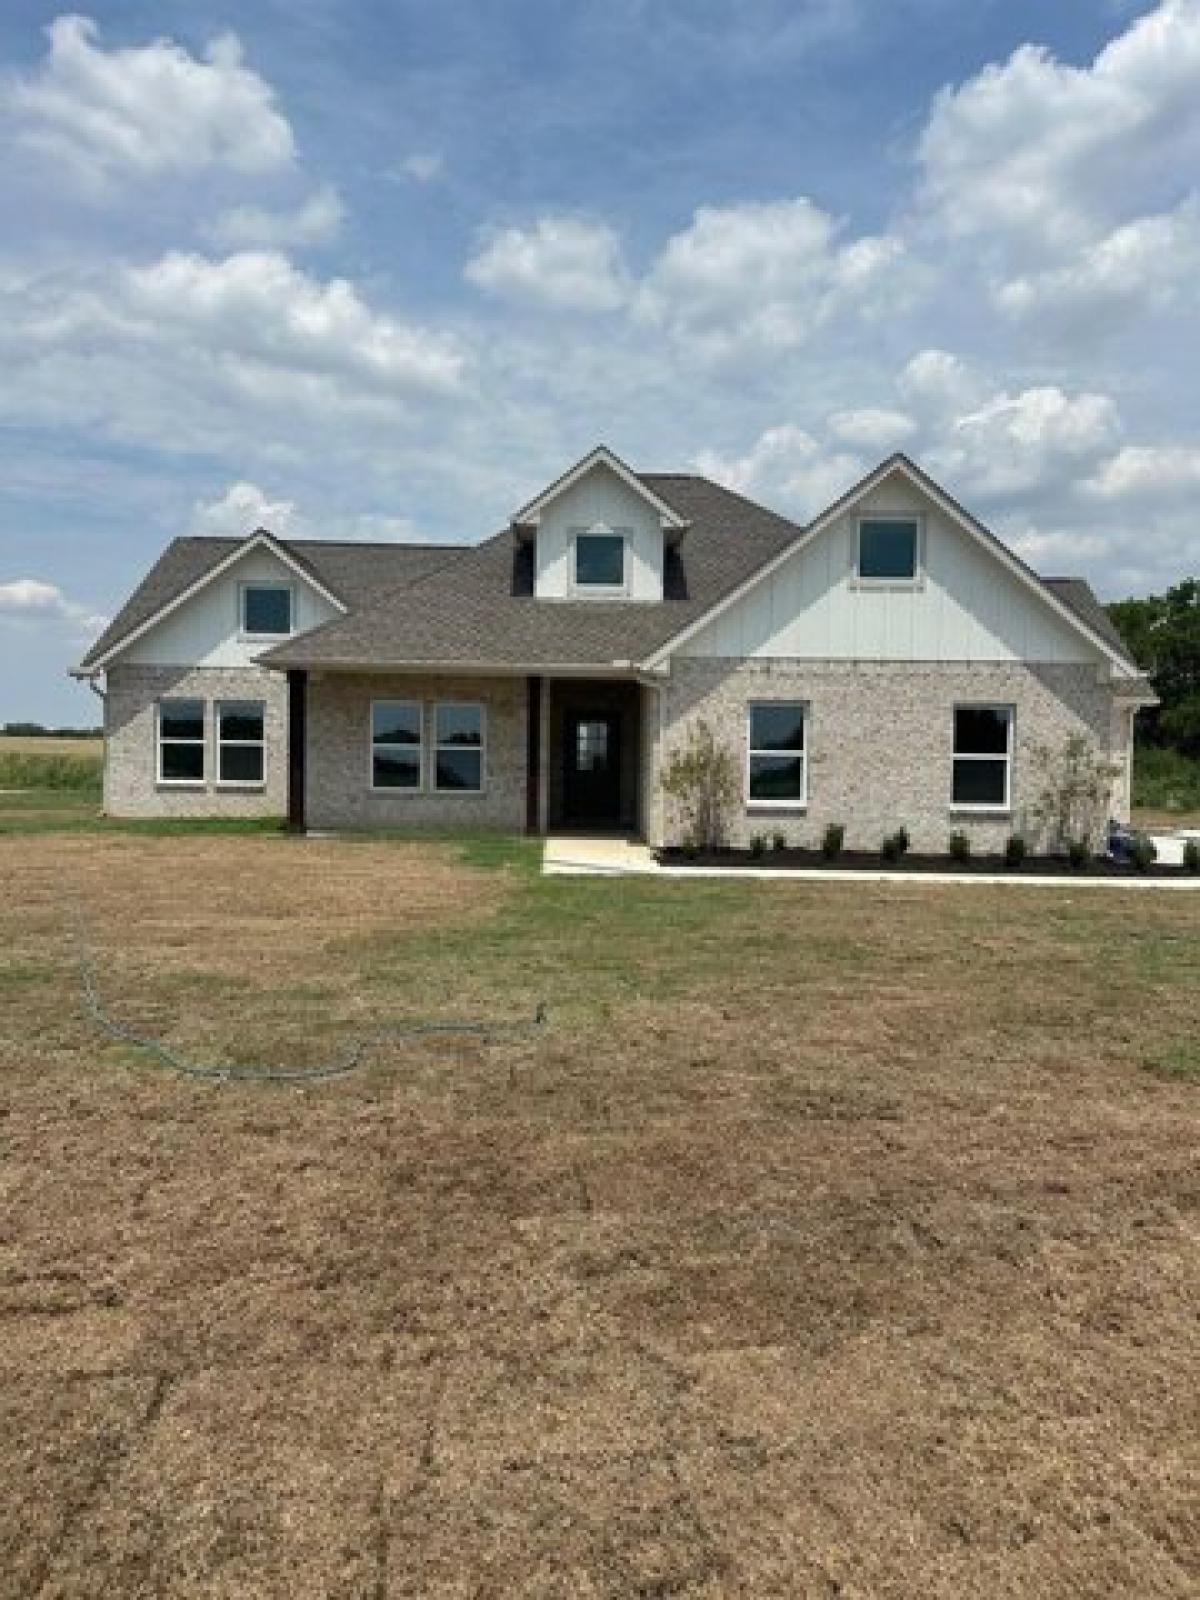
[216,700,266,790]
[156,697,206,788]
[950,703,1014,813]
[433,701,486,795]
[369,698,424,793]
[569,526,632,598]
[239,580,295,641]
[745,701,808,810]
[852,513,924,589]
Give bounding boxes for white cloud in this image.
[4,15,295,187]
[898,348,989,417]
[637,199,908,361]
[827,407,916,450]
[1084,444,1200,499]
[465,217,628,311]
[0,577,106,635]
[395,153,444,183]
[190,481,422,543]
[203,185,344,251]
[694,425,863,517]
[122,250,465,394]
[931,386,1121,499]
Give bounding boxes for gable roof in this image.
[642,454,1140,676]
[75,532,467,674]
[260,474,804,671]
[511,444,690,533]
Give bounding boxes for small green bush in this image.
[1183,838,1200,874]
[1128,835,1158,873]
[881,826,910,864]
[749,832,768,858]
[771,830,787,853]
[1004,834,1027,870]
[1067,838,1090,871]
[821,822,845,860]
[948,830,971,862]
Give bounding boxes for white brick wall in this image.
[650,658,1125,853]
[104,663,287,818]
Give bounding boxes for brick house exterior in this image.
[77,448,1152,852]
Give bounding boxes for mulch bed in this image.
[657,847,1197,878]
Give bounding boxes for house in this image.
[74,446,1153,851]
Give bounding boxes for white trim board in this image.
[512,444,689,533]
[641,454,1139,678]
[75,530,347,676]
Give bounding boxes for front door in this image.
[563,710,622,826]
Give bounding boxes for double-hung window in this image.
[158,699,205,784]
[747,702,807,805]
[857,517,920,582]
[434,703,484,792]
[371,701,422,789]
[952,705,1013,809]
[241,582,293,637]
[217,701,265,785]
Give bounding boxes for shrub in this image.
[881,827,910,864]
[660,720,740,851]
[1004,834,1027,870]
[948,830,971,862]
[1184,839,1200,874]
[1067,838,1090,871]
[1131,746,1200,813]
[1029,734,1119,853]
[1128,835,1157,873]
[749,832,768,858]
[821,822,845,860]
[771,830,787,853]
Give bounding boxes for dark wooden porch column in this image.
[525,674,543,835]
[287,669,308,833]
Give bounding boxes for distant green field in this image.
[0,736,103,793]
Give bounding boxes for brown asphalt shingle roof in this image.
[78,464,1139,676]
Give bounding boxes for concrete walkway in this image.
[542,833,1200,888]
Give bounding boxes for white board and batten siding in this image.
[533,465,665,602]
[679,475,1101,666]
[121,548,341,668]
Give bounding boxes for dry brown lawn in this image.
[1,830,1198,1598]
[0,736,102,760]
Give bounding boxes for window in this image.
[217,700,265,785]
[747,702,807,805]
[952,706,1013,809]
[573,531,627,591]
[576,719,608,772]
[158,698,205,784]
[435,703,484,792]
[371,701,422,789]
[241,583,293,636]
[857,517,919,582]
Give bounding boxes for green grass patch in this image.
[0,750,102,792]
[1144,1038,1200,1081]
[1132,746,1200,813]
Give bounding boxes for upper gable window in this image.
[572,531,628,594]
[241,582,293,637]
[856,517,920,583]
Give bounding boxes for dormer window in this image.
[572,529,628,595]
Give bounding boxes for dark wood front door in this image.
[562,710,622,825]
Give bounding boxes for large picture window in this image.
[241,583,293,636]
[747,702,807,805]
[217,701,265,784]
[952,705,1013,809]
[434,703,484,792]
[857,517,919,582]
[371,701,422,789]
[158,698,205,784]
[573,531,627,591]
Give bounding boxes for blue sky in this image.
[2,0,1198,721]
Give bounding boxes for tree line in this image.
[1107,579,1200,755]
